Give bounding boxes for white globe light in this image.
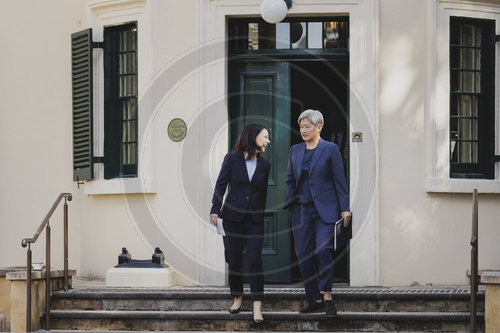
[261,0,288,24]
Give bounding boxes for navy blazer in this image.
[210,152,271,223]
[284,138,349,223]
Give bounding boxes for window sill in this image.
[83,178,157,195]
[425,178,500,193]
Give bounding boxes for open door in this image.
[228,60,291,283]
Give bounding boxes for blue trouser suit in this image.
[290,203,335,303]
[223,216,264,301]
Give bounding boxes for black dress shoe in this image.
[229,306,241,314]
[299,300,325,314]
[325,300,337,317]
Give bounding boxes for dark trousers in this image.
[223,217,264,301]
[290,203,335,303]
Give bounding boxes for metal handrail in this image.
[21,192,72,332]
[470,188,478,333]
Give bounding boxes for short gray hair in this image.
[298,109,324,126]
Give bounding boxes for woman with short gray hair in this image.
[283,109,351,317]
[297,109,324,127]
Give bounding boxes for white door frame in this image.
[196,0,380,287]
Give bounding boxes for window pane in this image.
[450,46,461,69]
[124,99,137,119]
[308,22,322,48]
[472,141,478,163]
[474,26,481,47]
[276,23,290,49]
[451,94,458,117]
[471,119,477,142]
[122,143,137,165]
[471,97,478,117]
[451,118,458,140]
[451,70,461,92]
[458,118,472,140]
[463,48,474,70]
[463,71,474,92]
[259,22,275,49]
[128,144,137,164]
[324,22,339,48]
[463,24,474,46]
[291,22,306,49]
[451,140,457,162]
[475,72,481,93]
[458,141,472,163]
[459,95,471,117]
[123,123,129,142]
[122,120,137,142]
[248,23,259,50]
[475,49,481,70]
[451,24,461,44]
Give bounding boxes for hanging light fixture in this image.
[260,0,292,24]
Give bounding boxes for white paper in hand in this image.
[216,218,225,236]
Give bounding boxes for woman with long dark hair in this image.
[210,124,271,323]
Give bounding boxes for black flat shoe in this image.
[325,300,337,317]
[229,306,241,314]
[299,300,325,314]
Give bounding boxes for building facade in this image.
[1,0,499,287]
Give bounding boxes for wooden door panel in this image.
[229,60,291,282]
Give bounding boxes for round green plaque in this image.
[167,118,187,142]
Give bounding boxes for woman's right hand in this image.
[210,214,219,226]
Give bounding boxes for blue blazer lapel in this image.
[295,143,305,181]
[309,138,326,176]
[236,152,251,183]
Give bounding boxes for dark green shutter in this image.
[71,28,94,181]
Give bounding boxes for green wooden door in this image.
[228,60,291,283]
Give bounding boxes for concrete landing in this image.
[105,267,175,288]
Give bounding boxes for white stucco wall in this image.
[0,0,86,272]
[379,0,500,286]
[1,0,499,287]
[78,0,202,283]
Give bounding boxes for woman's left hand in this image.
[210,214,219,226]
[341,211,351,227]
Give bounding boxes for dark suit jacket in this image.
[284,138,349,223]
[210,152,271,223]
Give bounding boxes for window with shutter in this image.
[104,22,138,179]
[71,28,94,181]
[449,17,496,179]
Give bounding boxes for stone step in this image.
[46,309,484,332]
[51,287,484,313]
[37,331,425,333]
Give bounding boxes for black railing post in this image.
[46,223,51,330]
[470,188,478,333]
[64,198,69,292]
[26,245,32,332]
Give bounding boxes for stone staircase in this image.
[41,286,484,332]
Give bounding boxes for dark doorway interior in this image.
[289,60,350,283]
